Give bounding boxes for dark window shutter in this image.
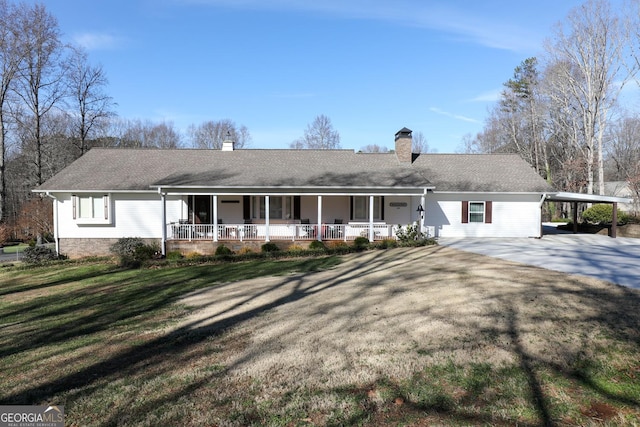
[380,196,385,221]
[485,201,492,223]
[461,201,469,224]
[243,196,251,220]
[350,197,354,221]
[293,196,301,220]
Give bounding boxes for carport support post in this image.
[572,202,578,234]
[611,202,617,238]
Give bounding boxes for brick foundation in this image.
[59,238,161,259]
[166,240,316,256]
[60,238,324,259]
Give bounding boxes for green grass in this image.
[0,253,639,426]
[1,243,28,254]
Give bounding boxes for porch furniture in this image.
[300,219,316,238]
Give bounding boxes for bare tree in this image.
[544,0,635,194]
[187,119,251,149]
[290,114,341,149]
[13,2,66,185]
[412,131,432,153]
[359,144,388,153]
[606,115,640,180]
[111,118,181,148]
[66,47,115,155]
[0,0,21,222]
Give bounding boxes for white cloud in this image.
[468,90,502,103]
[177,0,542,52]
[429,107,480,124]
[72,32,121,51]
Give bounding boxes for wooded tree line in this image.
[0,1,257,240]
[5,0,639,241]
[463,0,640,213]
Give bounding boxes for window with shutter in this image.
[72,194,111,224]
[463,201,491,224]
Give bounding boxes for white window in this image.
[469,202,485,223]
[252,196,293,220]
[351,196,383,221]
[73,194,111,224]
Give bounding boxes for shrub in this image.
[237,246,254,255]
[287,244,305,252]
[308,240,326,251]
[376,238,398,249]
[395,223,425,242]
[353,236,369,251]
[110,237,159,267]
[185,251,202,260]
[22,246,63,264]
[261,242,280,253]
[215,244,234,256]
[166,250,183,261]
[326,241,348,250]
[582,204,629,225]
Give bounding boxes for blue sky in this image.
[39,0,583,152]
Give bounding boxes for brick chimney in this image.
[395,127,413,163]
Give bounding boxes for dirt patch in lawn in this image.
[175,246,640,424]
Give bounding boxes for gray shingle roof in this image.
[412,154,552,192]
[35,148,552,193]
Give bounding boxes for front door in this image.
[189,195,211,224]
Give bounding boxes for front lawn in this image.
[0,248,639,426]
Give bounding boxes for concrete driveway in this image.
[439,226,640,289]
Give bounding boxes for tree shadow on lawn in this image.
[0,257,340,359]
[1,247,640,426]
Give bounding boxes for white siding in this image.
[425,193,542,238]
[320,196,348,223]
[56,192,166,239]
[384,196,415,226]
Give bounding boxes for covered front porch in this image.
[167,220,397,242]
[160,191,427,252]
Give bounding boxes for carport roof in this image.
[546,192,633,204]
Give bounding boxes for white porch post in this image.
[369,195,374,241]
[420,192,426,233]
[213,195,218,242]
[161,193,167,256]
[317,195,322,241]
[265,195,270,242]
[191,195,195,224]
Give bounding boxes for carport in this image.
[545,192,634,238]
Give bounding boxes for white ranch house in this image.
[35,128,612,258]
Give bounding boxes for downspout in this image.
[159,188,167,256]
[538,193,547,239]
[44,192,59,255]
[421,188,427,234]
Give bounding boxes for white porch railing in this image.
[167,223,397,242]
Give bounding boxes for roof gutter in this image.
[43,191,60,256]
[539,193,547,208]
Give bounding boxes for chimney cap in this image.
[395,127,412,140]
